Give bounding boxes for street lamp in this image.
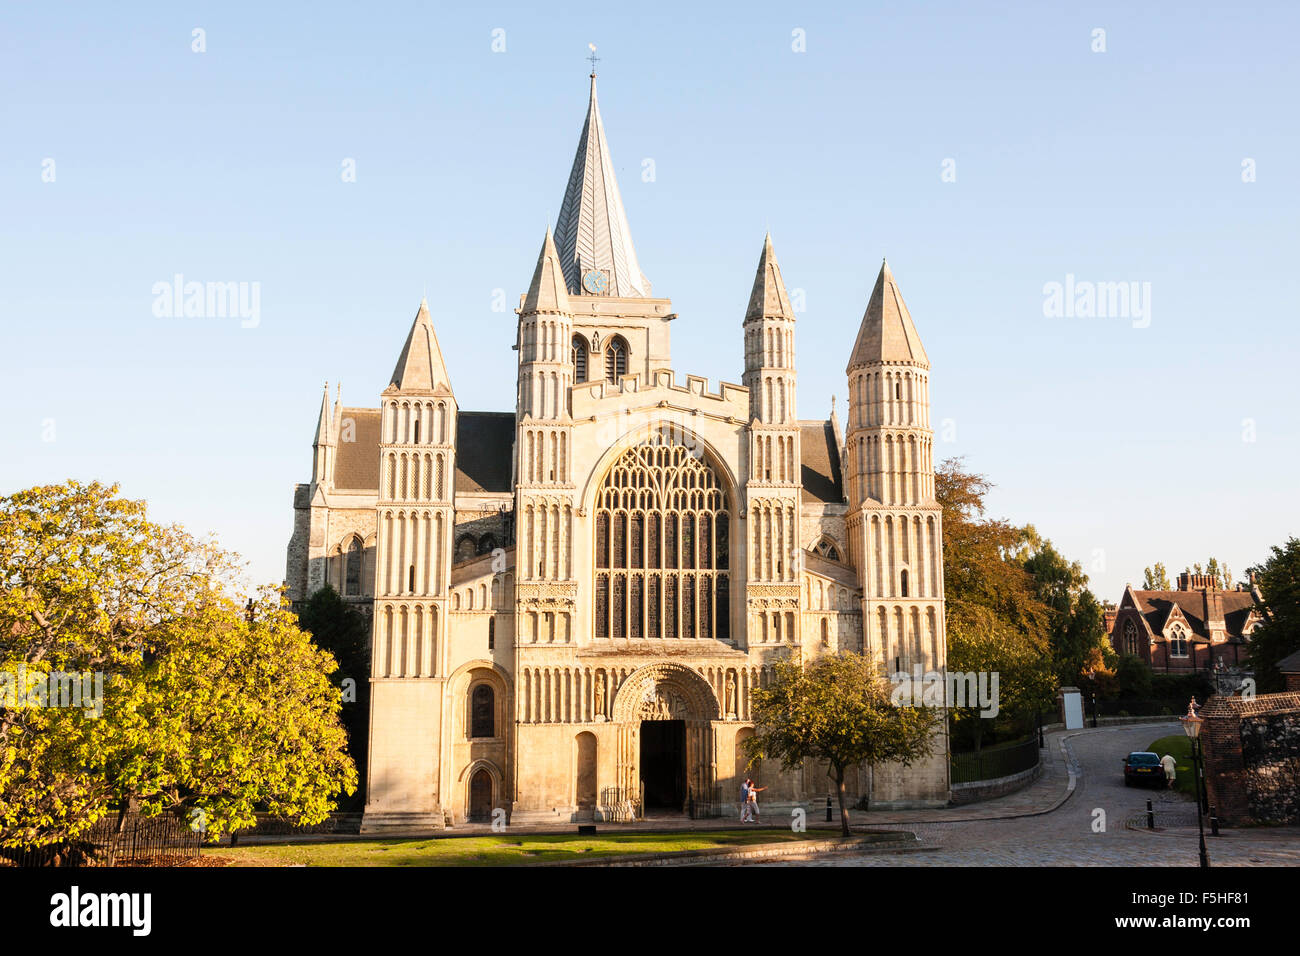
[1179,698,1209,868]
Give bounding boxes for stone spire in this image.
[745,233,795,322]
[553,74,651,298]
[311,382,335,487]
[389,298,452,393]
[847,260,929,371]
[522,227,572,315]
[313,382,333,447]
[743,233,798,426]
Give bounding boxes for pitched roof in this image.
[1277,649,1300,674]
[553,74,651,298]
[333,407,382,491]
[331,408,513,495]
[522,228,571,315]
[389,298,452,393]
[1126,588,1258,643]
[847,260,929,371]
[453,412,515,493]
[799,420,844,504]
[745,234,794,322]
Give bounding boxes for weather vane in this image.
[587,42,599,75]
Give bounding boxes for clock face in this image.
[582,269,609,295]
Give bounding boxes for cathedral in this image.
[285,73,951,829]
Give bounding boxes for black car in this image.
[1123,751,1165,787]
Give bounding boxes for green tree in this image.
[1115,654,1153,699]
[1142,563,1171,590]
[1205,557,1233,590]
[746,655,940,836]
[1246,537,1300,692]
[0,481,356,851]
[946,603,1054,751]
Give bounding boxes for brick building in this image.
[1109,573,1261,673]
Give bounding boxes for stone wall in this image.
[1201,691,1300,826]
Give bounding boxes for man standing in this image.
[739,778,752,822]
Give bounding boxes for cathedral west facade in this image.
[285,74,951,829]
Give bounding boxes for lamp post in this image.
[1179,698,1209,868]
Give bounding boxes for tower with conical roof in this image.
[844,260,948,805]
[742,235,803,642]
[845,266,945,661]
[514,229,578,642]
[365,297,458,827]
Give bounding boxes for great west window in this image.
[594,436,730,641]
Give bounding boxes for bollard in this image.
[826,795,833,822]
[1146,800,1155,830]
[1209,807,1219,837]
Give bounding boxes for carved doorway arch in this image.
[609,663,719,814]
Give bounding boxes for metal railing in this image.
[1096,698,1191,718]
[3,812,201,867]
[950,735,1041,785]
[598,787,641,823]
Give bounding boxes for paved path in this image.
[761,722,1300,866]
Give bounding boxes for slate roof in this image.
[1127,588,1258,643]
[553,74,651,298]
[799,420,844,504]
[331,409,514,495]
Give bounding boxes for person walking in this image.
[746,781,767,823]
[1160,753,1177,789]
[739,778,752,822]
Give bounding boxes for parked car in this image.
[1123,751,1165,787]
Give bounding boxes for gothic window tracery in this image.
[572,336,588,383]
[593,437,730,641]
[605,336,628,384]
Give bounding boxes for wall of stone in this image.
[1201,691,1300,826]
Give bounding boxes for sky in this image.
[1,1,1297,602]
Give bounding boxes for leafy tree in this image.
[1143,563,1171,590]
[946,603,1054,751]
[1205,557,1233,590]
[0,481,356,851]
[745,655,940,836]
[1115,654,1153,699]
[1245,537,1300,692]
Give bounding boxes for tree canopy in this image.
[0,481,356,850]
[1246,537,1300,692]
[745,654,939,835]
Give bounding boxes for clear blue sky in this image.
[2,1,1297,601]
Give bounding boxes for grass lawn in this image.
[214,829,819,867]
[1146,734,1198,798]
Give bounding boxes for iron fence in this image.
[3,812,200,868]
[950,735,1041,785]
[598,787,641,823]
[1096,698,1190,718]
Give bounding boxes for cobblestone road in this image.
[764,723,1300,866]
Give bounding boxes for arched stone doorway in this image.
[469,768,493,822]
[610,662,720,814]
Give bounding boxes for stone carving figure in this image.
[725,672,736,718]
[594,672,606,719]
